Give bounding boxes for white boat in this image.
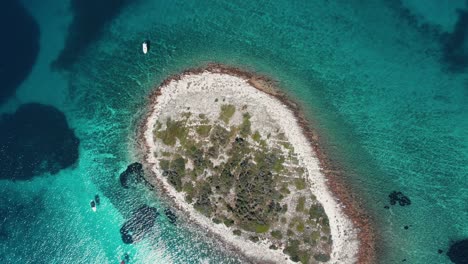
[142,40,150,54]
[90,200,96,212]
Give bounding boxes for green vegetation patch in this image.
[254,223,270,233]
[296,221,305,232]
[155,120,162,130]
[311,231,320,243]
[210,125,230,146]
[156,118,188,146]
[219,104,236,124]
[252,130,261,142]
[159,159,170,171]
[249,236,259,242]
[161,151,172,157]
[239,112,251,137]
[160,156,186,191]
[196,125,212,137]
[296,196,306,212]
[294,178,306,190]
[314,253,331,262]
[283,239,310,263]
[153,109,332,259]
[280,184,290,194]
[271,230,283,239]
[193,180,213,216]
[223,217,235,227]
[273,155,285,173]
[181,112,192,119]
[183,182,195,203]
[308,204,326,220]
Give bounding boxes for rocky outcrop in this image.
[388,191,411,206]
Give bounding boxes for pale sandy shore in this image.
[140,65,371,263]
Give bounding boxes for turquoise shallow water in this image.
[1,0,467,263]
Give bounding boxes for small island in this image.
[142,65,359,263]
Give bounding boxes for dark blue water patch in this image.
[164,208,177,225]
[388,191,411,206]
[0,103,79,180]
[120,205,159,244]
[447,239,468,264]
[389,1,468,73]
[441,9,468,72]
[52,0,134,70]
[119,162,145,188]
[0,0,40,105]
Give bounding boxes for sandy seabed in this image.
[139,64,374,264]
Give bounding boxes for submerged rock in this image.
[120,205,159,244]
[119,162,145,188]
[164,208,177,224]
[94,194,100,205]
[389,191,411,206]
[0,103,79,180]
[447,239,468,264]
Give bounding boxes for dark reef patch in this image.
[120,205,159,244]
[388,191,411,206]
[447,239,468,264]
[0,103,79,180]
[442,9,468,72]
[119,162,145,188]
[164,208,177,225]
[0,0,40,104]
[52,0,133,70]
[94,194,100,205]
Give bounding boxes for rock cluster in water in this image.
[120,205,159,244]
[119,162,145,188]
[164,208,177,224]
[0,103,79,180]
[447,239,468,264]
[388,191,411,206]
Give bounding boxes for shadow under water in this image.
[52,0,134,70]
[0,0,40,105]
[442,8,468,72]
[0,103,79,180]
[120,205,159,244]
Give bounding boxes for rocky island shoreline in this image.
[138,64,374,263]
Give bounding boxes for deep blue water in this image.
[0,0,39,104]
[0,0,467,263]
[0,103,79,180]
